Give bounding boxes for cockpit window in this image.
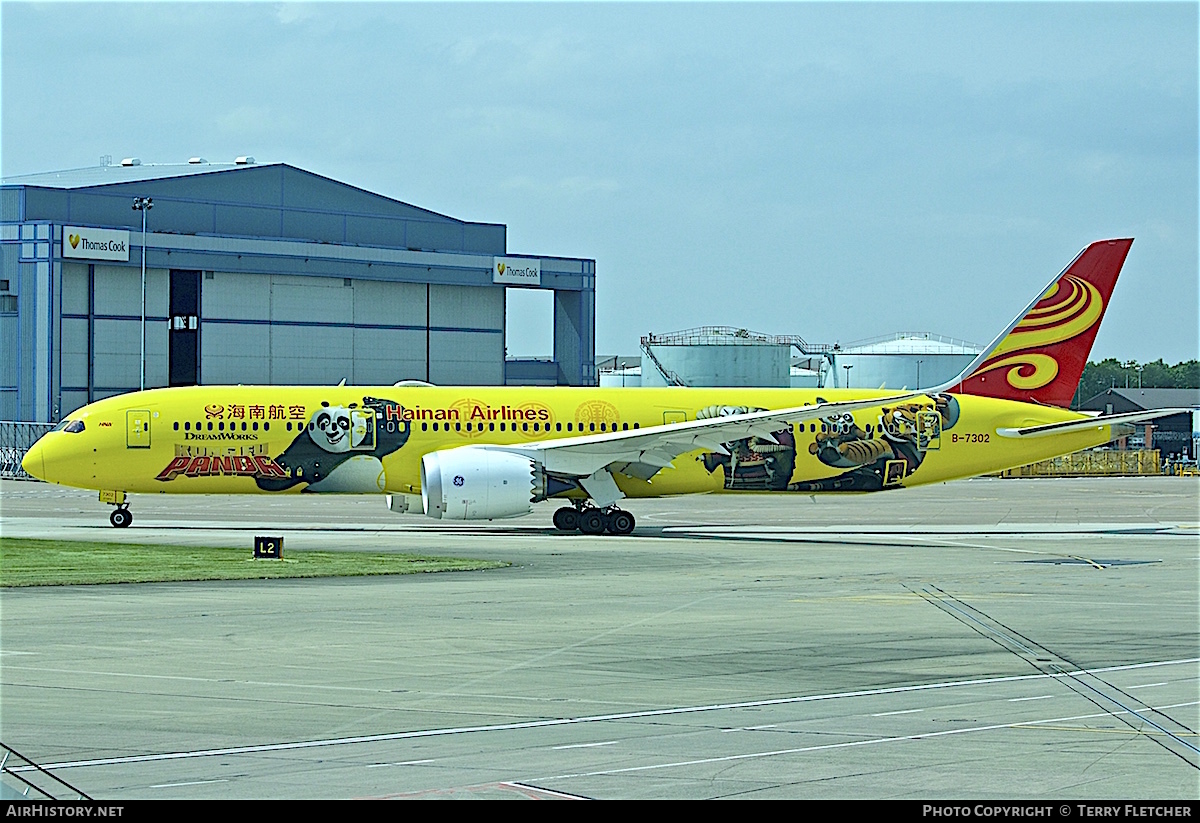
[64,420,85,433]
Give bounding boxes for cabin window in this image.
[567,422,573,431]
[286,422,292,431]
[253,422,259,431]
[455,422,461,431]
[184,422,190,431]
[207,422,213,431]
[622,423,629,431]
[522,422,529,432]
[489,423,495,431]
[633,423,639,429]
[264,423,270,431]
[421,422,428,431]
[173,422,179,431]
[556,422,562,432]
[218,422,225,431]
[589,423,596,432]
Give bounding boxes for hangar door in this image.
[170,270,201,386]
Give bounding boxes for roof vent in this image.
[188,157,208,165]
[234,156,256,165]
[120,157,141,167]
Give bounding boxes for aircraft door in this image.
[126,410,152,449]
[663,411,687,425]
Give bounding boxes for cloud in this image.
[500,176,620,196]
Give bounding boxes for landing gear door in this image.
[126,410,151,449]
[918,410,941,451]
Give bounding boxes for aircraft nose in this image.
[21,438,46,481]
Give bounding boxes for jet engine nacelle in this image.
[421,446,537,520]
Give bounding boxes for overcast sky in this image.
[3,2,1196,363]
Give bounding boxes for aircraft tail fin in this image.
[943,238,1133,408]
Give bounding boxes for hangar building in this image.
[0,159,597,423]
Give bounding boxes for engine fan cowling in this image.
[421,447,537,520]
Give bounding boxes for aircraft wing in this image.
[995,408,1194,439]
[487,393,919,505]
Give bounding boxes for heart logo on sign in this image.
[69,234,80,249]
[497,263,505,275]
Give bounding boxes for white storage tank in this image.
[832,333,981,390]
[641,328,792,388]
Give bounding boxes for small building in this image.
[1079,388,1200,458]
[597,355,642,387]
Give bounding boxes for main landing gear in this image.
[552,502,635,535]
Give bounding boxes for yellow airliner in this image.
[21,238,1181,533]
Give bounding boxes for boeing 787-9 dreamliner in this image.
[22,238,1185,533]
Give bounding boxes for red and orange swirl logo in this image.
[974,274,1104,390]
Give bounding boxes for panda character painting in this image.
[255,397,410,493]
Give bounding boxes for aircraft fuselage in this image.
[25,385,1111,500]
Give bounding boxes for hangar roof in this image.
[2,161,265,189]
[2,161,507,255]
[1080,388,1200,412]
[2,161,472,225]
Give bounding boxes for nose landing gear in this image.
[109,505,132,528]
[552,502,635,535]
[100,490,132,528]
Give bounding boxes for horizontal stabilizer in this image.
[995,408,1192,439]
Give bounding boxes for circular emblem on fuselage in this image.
[453,475,465,486]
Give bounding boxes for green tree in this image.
[1075,359,1200,408]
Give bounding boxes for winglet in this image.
[943,239,1133,408]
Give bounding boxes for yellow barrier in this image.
[1002,449,1161,477]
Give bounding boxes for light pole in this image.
[916,359,923,390]
[843,363,853,388]
[132,197,153,390]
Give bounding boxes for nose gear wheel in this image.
[109,505,133,528]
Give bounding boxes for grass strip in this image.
[0,537,507,587]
